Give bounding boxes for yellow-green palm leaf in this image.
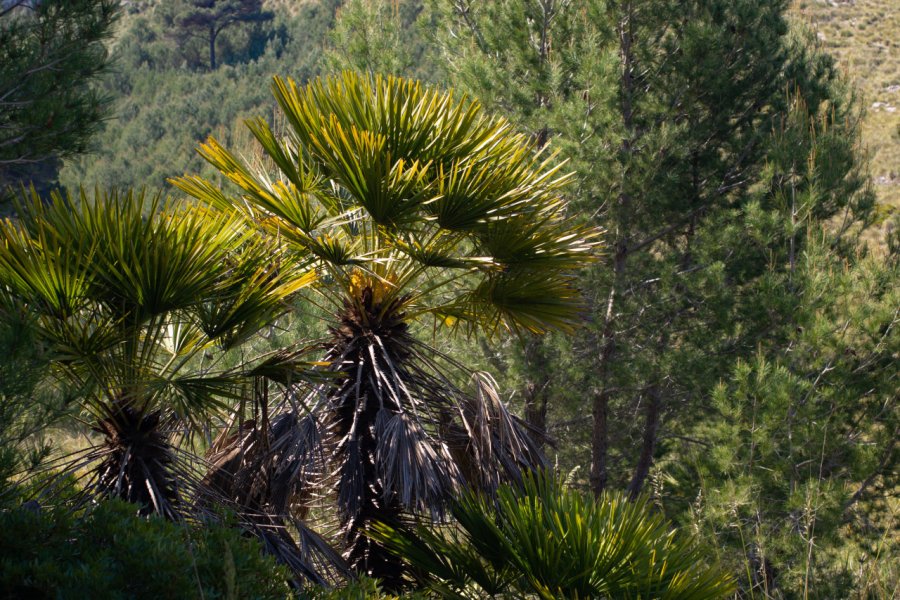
[0,188,314,419]
[0,188,317,518]
[173,71,600,335]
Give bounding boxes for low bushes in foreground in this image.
[0,499,291,600]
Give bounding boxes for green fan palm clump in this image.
[0,189,314,518]
[373,473,735,599]
[173,71,600,585]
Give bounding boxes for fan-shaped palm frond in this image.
[0,188,316,517]
[373,473,736,599]
[173,71,599,335]
[172,71,601,586]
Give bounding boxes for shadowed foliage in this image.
[0,0,119,193]
[0,498,292,599]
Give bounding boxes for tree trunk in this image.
[522,337,550,448]
[627,385,662,499]
[590,380,610,495]
[209,26,217,70]
[591,1,636,497]
[590,240,625,496]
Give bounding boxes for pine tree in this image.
[664,95,896,598]
[325,0,439,81]
[0,0,119,194]
[173,0,273,70]
[432,0,873,498]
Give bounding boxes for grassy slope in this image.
[794,0,900,217]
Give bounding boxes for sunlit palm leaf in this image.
[0,188,317,521]
[172,71,600,335]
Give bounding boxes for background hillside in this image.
[794,0,899,224]
[59,0,897,236]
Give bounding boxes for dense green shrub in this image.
[0,500,291,600]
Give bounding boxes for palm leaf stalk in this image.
[202,376,353,587]
[0,188,315,518]
[173,71,601,586]
[372,472,736,599]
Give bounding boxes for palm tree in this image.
[0,188,313,518]
[173,71,600,585]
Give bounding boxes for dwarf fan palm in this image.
[373,473,735,599]
[173,71,599,584]
[0,189,314,518]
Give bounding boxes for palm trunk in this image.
[328,289,410,588]
[94,403,179,518]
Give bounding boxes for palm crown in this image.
[174,72,596,335]
[173,72,600,585]
[0,189,313,517]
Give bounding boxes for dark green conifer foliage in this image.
[667,98,896,597]
[0,0,119,193]
[433,0,873,496]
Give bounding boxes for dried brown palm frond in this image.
[205,318,546,588]
[204,410,326,515]
[201,401,349,587]
[443,371,545,495]
[246,513,346,588]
